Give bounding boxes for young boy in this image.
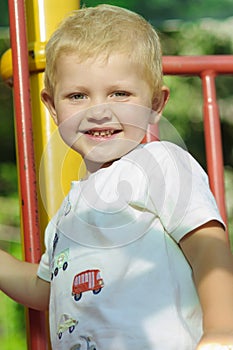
[0,4,233,350]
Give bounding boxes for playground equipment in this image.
[0,0,233,349]
[1,1,80,349]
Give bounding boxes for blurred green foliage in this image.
[81,0,233,23]
[0,195,19,227]
[0,163,18,197]
[0,242,26,350]
[0,31,15,164]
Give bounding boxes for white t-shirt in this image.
[38,141,224,350]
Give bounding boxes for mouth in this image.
[84,128,121,139]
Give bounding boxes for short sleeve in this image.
[37,214,58,282]
[144,142,224,242]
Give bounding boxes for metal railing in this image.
[146,55,233,236]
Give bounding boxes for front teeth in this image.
[88,130,115,137]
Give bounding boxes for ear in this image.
[41,88,58,125]
[149,86,170,124]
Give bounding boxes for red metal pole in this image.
[162,55,230,238]
[8,0,48,349]
[143,124,160,143]
[201,71,228,230]
[163,55,233,75]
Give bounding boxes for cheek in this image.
[113,104,151,132]
[57,112,83,147]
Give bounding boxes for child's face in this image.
[42,53,167,170]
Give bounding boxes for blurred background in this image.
[0,0,233,348]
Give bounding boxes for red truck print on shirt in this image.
[72,269,104,301]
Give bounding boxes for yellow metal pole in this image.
[26,1,82,348]
[1,0,82,233]
[25,0,82,235]
[26,2,81,348]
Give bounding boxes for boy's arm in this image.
[180,220,233,348]
[0,249,50,311]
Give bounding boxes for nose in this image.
[86,103,113,123]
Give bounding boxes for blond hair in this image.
[44,4,163,98]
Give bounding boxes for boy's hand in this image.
[197,331,233,349]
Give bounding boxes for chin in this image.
[81,139,140,165]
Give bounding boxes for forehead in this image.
[56,51,134,67]
[51,51,157,99]
[55,52,147,82]
[52,52,154,100]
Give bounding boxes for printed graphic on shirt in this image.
[52,232,59,257]
[70,335,97,349]
[57,313,78,340]
[72,269,104,301]
[51,248,69,280]
[64,200,72,216]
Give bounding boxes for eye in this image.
[69,93,87,100]
[110,91,130,100]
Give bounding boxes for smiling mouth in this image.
[85,129,121,138]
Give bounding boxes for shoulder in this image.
[142,141,190,160]
[129,141,191,163]
[127,141,202,178]
[142,141,208,179]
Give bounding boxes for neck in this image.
[83,158,120,179]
